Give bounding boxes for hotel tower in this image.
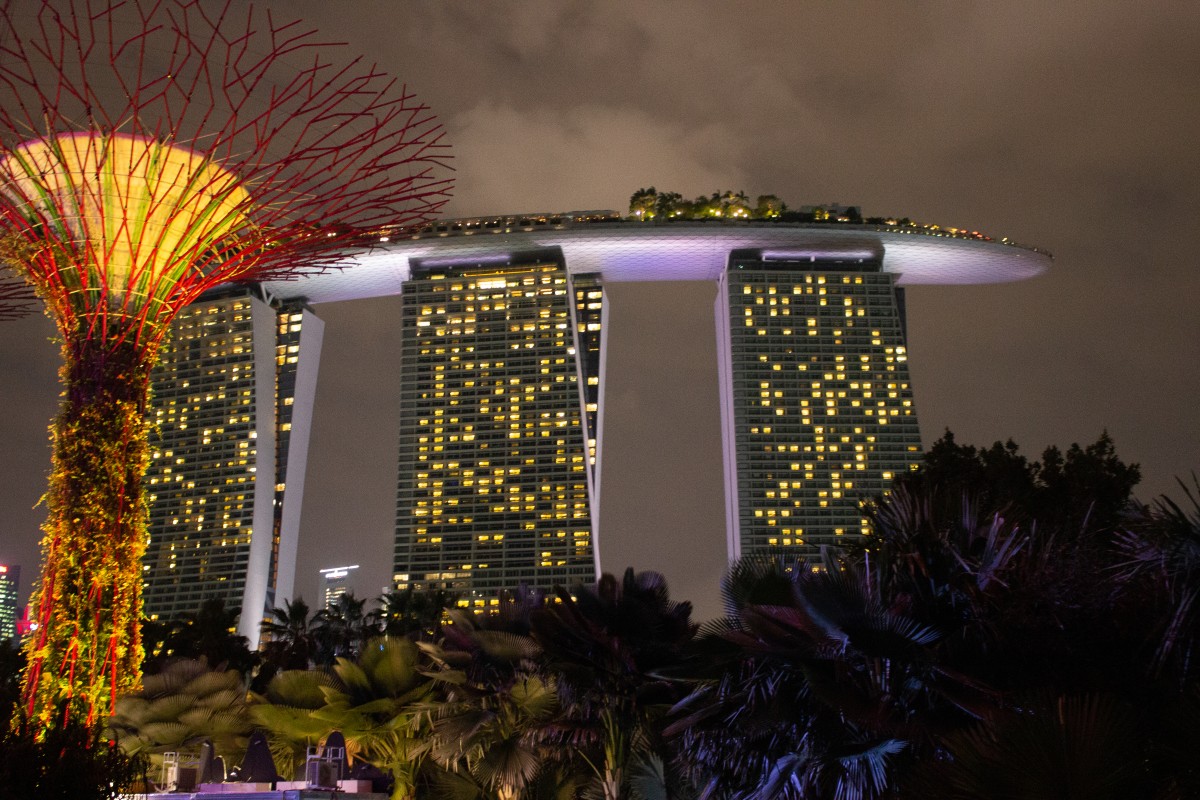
[392,250,603,600]
[715,248,919,557]
[142,287,323,646]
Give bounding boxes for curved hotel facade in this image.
[143,213,1050,631]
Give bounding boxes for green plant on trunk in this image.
[0,0,450,730]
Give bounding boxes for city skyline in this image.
[2,2,1197,621]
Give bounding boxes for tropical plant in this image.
[424,609,562,800]
[259,598,321,679]
[378,587,457,641]
[670,550,997,800]
[532,569,697,800]
[314,592,376,665]
[1114,478,1200,683]
[667,432,1183,799]
[253,636,438,799]
[250,667,343,781]
[106,658,253,777]
[140,598,257,677]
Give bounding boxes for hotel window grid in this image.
[393,252,600,602]
[721,256,921,555]
[142,290,316,636]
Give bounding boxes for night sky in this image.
[2,2,1197,622]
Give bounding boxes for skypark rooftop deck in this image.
[260,214,1052,305]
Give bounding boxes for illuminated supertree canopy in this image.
[0,0,451,728]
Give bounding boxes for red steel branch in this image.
[0,0,451,727]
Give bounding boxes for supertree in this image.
[0,0,451,728]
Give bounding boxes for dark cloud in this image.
[2,0,1197,620]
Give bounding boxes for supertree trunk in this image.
[25,332,157,727]
[0,0,452,729]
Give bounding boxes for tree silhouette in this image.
[532,569,696,800]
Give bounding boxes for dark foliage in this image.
[670,547,994,800]
[669,433,1200,799]
[0,638,23,722]
[534,569,696,723]
[898,430,1140,534]
[1114,478,1200,683]
[253,597,320,692]
[378,587,458,641]
[0,713,148,800]
[141,597,257,676]
[531,568,698,798]
[312,592,373,665]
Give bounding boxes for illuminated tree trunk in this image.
[22,332,155,728]
[0,0,450,730]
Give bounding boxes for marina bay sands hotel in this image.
[140,212,1049,643]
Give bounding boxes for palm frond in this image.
[833,738,906,800]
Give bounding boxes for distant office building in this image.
[392,250,601,605]
[319,565,360,608]
[16,605,33,640]
[0,564,18,643]
[141,288,323,647]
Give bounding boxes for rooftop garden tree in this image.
[0,0,451,729]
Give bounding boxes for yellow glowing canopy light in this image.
[0,132,251,310]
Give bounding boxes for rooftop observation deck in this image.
[261,213,1052,305]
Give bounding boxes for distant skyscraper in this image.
[392,249,602,606]
[320,565,360,608]
[0,564,19,643]
[715,250,920,557]
[142,288,323,646]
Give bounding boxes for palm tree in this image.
[253,637,438,800]
[424,608,565,800]
[1114,479,1200,683]
[531,569,697,800]
[314,593,374,665]
[249,668,343,781]
[260,598,320,672]
[106,658,253,779]
[671,551,995,800]
[377,588,457,641]
[670,482,1039,800]
[142,598,257,677]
